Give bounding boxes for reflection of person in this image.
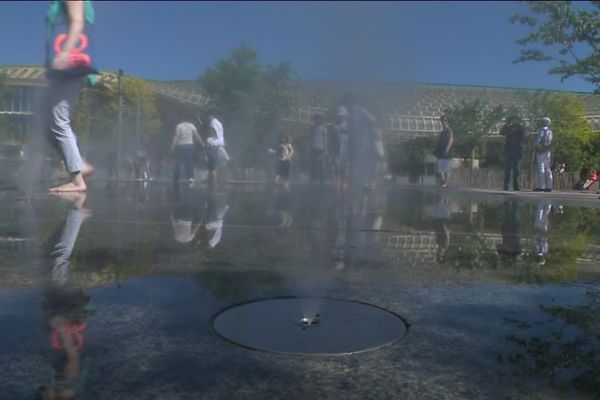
[500,116,526,191]
[134,137,152,181]
[44,0,96,192]
[435,115,454,188]
[532,200,551,265]
[497,199,522,266]
[534,117,553,192]
[37,192,93,399]
[171,119,204,184]
[433,195,451,262]
[171,187,202,244]
[204,192,229,249]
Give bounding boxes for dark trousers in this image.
[504,151,522,190]
[174,144,195,181]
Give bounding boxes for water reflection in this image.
[531,199,551,266]
[497,199,522,267]
[433,194,451,263]
[171,186,202,244]
[500,286,600,397]
[204,191,229,249]
[38,193,94,400]
[1,185,600,399]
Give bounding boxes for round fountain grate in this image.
[212,297,409,355]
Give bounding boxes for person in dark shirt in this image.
[500,116,526,191]
[435,115,454,187]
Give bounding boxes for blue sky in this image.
[0,1,595,92]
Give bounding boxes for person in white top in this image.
[534,117,553,192]
[171,120,204,183]
[205,115,228,187]
[274,133,294,189]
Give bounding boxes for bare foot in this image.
[49,182,87,192]
[50,192,92,217]
[49,173,87,192]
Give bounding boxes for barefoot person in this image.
[44,0,97,192]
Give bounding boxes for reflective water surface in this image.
[1,183,599,399]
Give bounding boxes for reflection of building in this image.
[378,230,511,266]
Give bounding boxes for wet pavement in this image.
[0,182,599,399]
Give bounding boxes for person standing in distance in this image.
[435,115,454,188]
[534,117,553,193]
[500,116,526,191]
[206,114,228,187]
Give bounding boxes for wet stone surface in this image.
[213,297,408,355]
[0,183,599,399]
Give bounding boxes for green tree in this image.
[511,1,600,91]
[199,44,296,168]
[387,137,434,178]
[523,91,594,172]
[444,100,505,166]
[74,76,161,141]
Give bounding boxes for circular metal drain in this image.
[212,297,408,355]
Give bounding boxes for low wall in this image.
[447,167,580,190]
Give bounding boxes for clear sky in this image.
[0,1,595,92]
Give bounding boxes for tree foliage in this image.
[523,91,594,171]
[74,76,161,142]
[511,1,600,91]
[444,100,505,159]
[199,44,296,168]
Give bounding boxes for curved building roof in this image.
[3,65,600,136]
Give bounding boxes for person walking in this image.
[171,119,204,184]
[500,116,526,191]
[534,117,553,192]
[44,0,97,192]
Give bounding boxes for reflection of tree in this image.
[195,269,284,301]
[498,288,600,397]
[441,229,498,270]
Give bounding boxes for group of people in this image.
[170,114,228,187]
[265,95,386,192]
[306,96,386,191]
[39,0,232,192]
[434,114,556,192]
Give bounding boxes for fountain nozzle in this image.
[297,314,320,329]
